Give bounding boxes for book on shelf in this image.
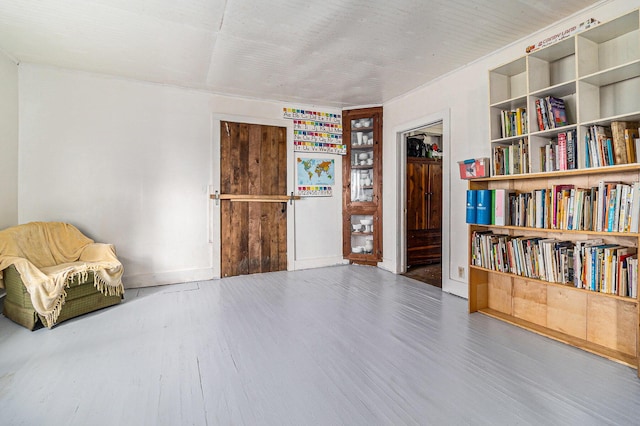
[515,108,524,136]
[614,247,637,296]
[466,190,477,224]
[566,129,577,169]
[586,125,613,168]
[557,132,567,171]
[585,133,591,168]
[476,189,491,225]
[493,146,504,176]
[628,257,638,298]
[610,121,637,165]
[605,138,614,166]
[617,184,631,232]
[551,184,574,229]
[630,182,640,233]
[492,189,515,226]
[540,140,557,172]
[534,189,545,228]
[624,127,639,163]
[574,239,603,289]
[511,145,520,174]
[547,96,568,129]
[535,100,544,132]
[536,98,551,131]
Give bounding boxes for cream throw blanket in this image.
[0,222,124,328]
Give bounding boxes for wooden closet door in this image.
[220,121,288,277]
[407,161,428,230]
[426,162,442,230]
[407,158,442,266]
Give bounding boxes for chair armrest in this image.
[78,243,120,265]
[0,256,47,290]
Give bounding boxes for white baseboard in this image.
[292,256,349,271]
[442,278,468,299]
[124,267,215,288]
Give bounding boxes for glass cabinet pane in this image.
[350,214,374,254]
[350,116,375,203]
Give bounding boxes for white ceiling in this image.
[0,0,602,107]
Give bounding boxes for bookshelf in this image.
[474,9,640,377]
[489,9,640,175]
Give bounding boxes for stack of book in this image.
[471,231,638,298]
[585,122,639,168]
[538,129,577,172]
[467,189,515,226]
[535,96,568,131]
[492,139,529,175]
[499,108,527,138]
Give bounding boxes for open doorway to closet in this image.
[403,121,443,287]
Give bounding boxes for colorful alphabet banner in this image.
[283,108,341,123]
[284,107,345,155]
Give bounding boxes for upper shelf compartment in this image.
[528,38,576,93]
[577,9,640,78]
[489,57,527,105]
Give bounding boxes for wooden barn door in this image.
[219,121,288,277]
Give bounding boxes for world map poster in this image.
[296,157,335,196]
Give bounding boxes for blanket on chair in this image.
[0,222,124,328]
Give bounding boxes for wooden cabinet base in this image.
[476,308,637,368]
[407,229,441,266]
[469,268,638,371]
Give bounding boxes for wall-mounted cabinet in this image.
[342,107,382,265]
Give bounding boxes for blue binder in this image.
[476,189,491,225]
[466,190,477,224]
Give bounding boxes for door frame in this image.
[392,109,465,297]
[211,114,296,279]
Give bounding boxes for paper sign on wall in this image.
[296,157,335,196]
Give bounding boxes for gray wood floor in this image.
[1,265,639,425]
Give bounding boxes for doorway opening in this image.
[403,121,443,288]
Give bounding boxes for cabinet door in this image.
[426,162,442,230]
[407,161,428,230]
[407,160,442,231]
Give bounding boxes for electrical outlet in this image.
[457,266,465,278]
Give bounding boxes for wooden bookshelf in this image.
[473,9,640,378]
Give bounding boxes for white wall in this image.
[0,50,18,229]
[18,65,343,287]
[381,0,640,298]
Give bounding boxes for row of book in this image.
[471,231,638,298]
[499,108,527,139]
[466,182,640,233]
[539,129,577,172]
[492,139,529,175]
[466,189,495,225]
[535,96,568,131]
[585,122,639,168]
